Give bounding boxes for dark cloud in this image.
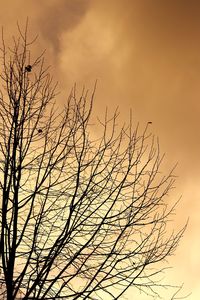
[37,0,91,54]
[0,0,91,62]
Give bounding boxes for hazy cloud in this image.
[37,0,91,54]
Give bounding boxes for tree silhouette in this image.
[0,24,186,300]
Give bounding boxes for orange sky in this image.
[1,0,200,299]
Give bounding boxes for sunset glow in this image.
[0,1,199,299]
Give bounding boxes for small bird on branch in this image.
[25,65,32,72]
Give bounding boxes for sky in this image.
[0,0,200,299]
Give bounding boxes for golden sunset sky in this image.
[1,0,200,299]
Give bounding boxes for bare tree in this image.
[0,24,186,300]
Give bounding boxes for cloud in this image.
[37,0,91,55]
[0,0,91,63]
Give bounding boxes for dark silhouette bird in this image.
[38,129,43,134]
[25,65,32,72]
